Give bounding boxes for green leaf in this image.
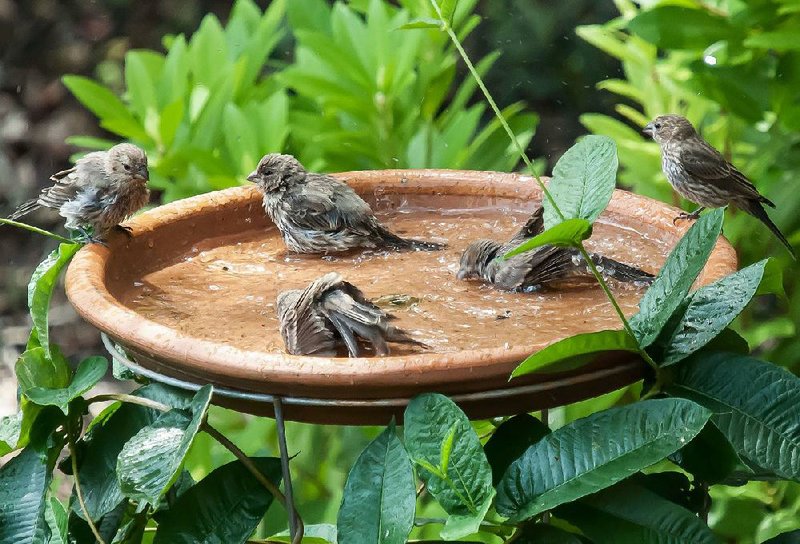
[669,352,800,481]
[745,31,800,51]
[512,330,640,377]
[484,414,550,486]
[496,399,711,522]
[0,413,22,456]
[627,6,736,49]
[656,260,767,365]
[630,209,725,347]
[757,257,785,298]
[438,0,458,25]
[556,480,718,543]
[0,410,61,544]
[404,393,494,539]
[27,243,81,355]
[117,385,212,505]
[124,51,159,120]
[0,446,50,544]
[62,76,132,123]
[337,423,415,544]
[397,17,441,30]
[73,384,193,521]
[44,497,68,544]
[503,219,592,259]
[19,356,108,414]
[153,457,282,544]
[669,422,739,484]
[543,135,618,229]
[15,347,71,393]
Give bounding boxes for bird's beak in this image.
[642,122,654,137]
[139,166,150,181]
[246,171,259,183]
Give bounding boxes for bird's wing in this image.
[508,205,545,244]
[286,175,376,234]
[37,178,82,211]
[494,246,577,290]
[680,140,764,202]
[277,276,340,356]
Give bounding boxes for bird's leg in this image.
[673,207,706,225]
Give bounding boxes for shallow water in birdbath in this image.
[115,206,668,356]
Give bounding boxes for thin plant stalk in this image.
[0,218,76,244]
[68,418,108,544]
[429,0,657,369]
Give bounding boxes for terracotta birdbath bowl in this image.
[65,169,737,424]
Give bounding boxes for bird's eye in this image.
[654,123,661,129]
[123,163,131,171]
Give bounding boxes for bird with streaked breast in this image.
[8,143,150,243]
[247,153,446,254]
[643,114,795,258]
[457,205,654,291]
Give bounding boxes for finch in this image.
[247,153,445,253]
[457,205,654,291]
[276,272,427,357]
[643,114,794,257]
[9,143,150,242]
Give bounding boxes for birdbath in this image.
[64,168,737,536]
[65,168,737,424]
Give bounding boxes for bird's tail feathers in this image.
[745,201,796,259]
[378,227,446,251]
[589,254,655,284]
[8,199,41,221]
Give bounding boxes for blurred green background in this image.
[1,0,799,541]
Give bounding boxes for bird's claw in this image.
[672,210,702,225]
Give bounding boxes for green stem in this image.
[0,218,76,244]
[67,417,108,544]
[577,245,658,371]
[431,3,564,221]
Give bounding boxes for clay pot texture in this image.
[65,170,737,424]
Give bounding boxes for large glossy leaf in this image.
[269,524,337,544]
[484,414,550,486]
[19,356,108,415]
[73,383,194,520]
[763,530,800,544]
[556,480,718,543]
[404,394,494,539]
[627,6,737,49]
[543,135,618,229]
[62,76,135,123]
[630,209,724,347]
[512,330,640,377]
[503,219,592,259]
[117,385,212,505]
[153,457,282,544]
[656,260,766,365]
[0,446,50,544]
[27,243,81,355]
[337,423,415,544]
[495,399,711,522]
[0,410,62,544]
[669,352,800,481]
